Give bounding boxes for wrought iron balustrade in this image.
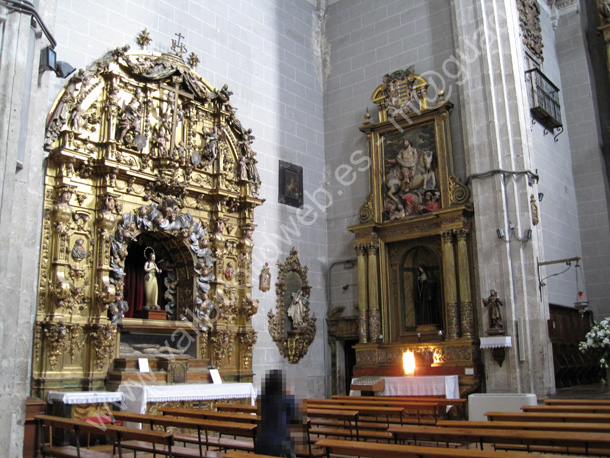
[525,68,563,141]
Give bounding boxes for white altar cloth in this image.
[350,375,459,399]
[47,391,124,405]
[118,383,257,414]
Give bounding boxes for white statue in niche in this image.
[287,290,306,328]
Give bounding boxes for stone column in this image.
[456,229,474,338]
[450,0,555,395]
[367,243,381,342]
[442,231,459,339]
[356,244,369,343]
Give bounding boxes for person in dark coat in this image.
[255,369,300,458]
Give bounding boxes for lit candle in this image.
[403,351,415,376]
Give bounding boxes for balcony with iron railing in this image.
[525,68,563,141]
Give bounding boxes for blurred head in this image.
[262,369,285,397]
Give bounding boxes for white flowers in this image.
[579,317,610,368]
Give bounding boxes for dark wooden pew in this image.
[543,398,610,406]
[437,419,610,433]
[315,437,589,458]
[160,407,259,423]
[111,411,256,457]
[388,424,610,455]
[307,398,440,424]
[214,403,257,414]
[485,411,610,423]
[522,404,610,414]
[331,394,467,418]
[35,414,173,458]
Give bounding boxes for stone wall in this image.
[323,0,460,319]
[554,5,610,318]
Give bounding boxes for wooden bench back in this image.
[543,399,610,406]
[35,414,174,452]
[315,438,577,458]
[215,403,257,414]
[522,404,610,414]
[486,411,610,423]
[160,407,259,423]
[306,408,359,421]
[331,395,466,406]
[112,411,257,437]
[438,419,610,433]
[388,424,610,452]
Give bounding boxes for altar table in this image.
[350,375,459,399]
[118,383,257,414]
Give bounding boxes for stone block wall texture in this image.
[531,5,584,307]
[554,7,610,318]
[49,0,328,397]
[323,0,460,318]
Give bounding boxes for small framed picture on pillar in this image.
[278,160,303,208]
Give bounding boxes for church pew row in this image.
[35,414,175,458]
[314,438,589,458]
[437,419,610,434]
[521,404,610,414]
[160,405,325,458]
[111,411,256,456]
[543,398,610,406]
[160,407,259,424]
[214,403,257,414]
[305,399,439,425]
[485,411,610,423]
[305,409,395,443]
[330,395,467,419]
[388,424,610,456]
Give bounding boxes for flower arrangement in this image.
[579,318,610,368]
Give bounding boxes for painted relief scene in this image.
[383,123,439,221]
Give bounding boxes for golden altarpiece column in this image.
[33,36,263,398]
[349,68,481,395]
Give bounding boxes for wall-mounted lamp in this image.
[538,193,544,202]
[39,46,76,78]
[496,226,532,242]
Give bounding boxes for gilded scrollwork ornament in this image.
[43,321,69,371]
[237,331,257,370]
[90,324,117,370]
[268,248,316,363]
[210,329,235,368]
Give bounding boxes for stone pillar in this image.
[367,243,381,342]
[442,231,459,339]
[450,0,555,395]
[356,245,369,343]
[456,229,474,338]
[0,1,53,454]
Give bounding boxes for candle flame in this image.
[403,351,415,376]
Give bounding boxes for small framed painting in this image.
[278,160,303,208]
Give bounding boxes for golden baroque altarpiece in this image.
[349,68,480,395]
[33,39,263,397]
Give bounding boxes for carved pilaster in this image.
[442,230,459,339]
[210,329,235,368]
[237,331,257,370]
[456,229,474,338]
[356,244,369,343]
[367,243,380,342]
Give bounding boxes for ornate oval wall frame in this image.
[267,248,316,363]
